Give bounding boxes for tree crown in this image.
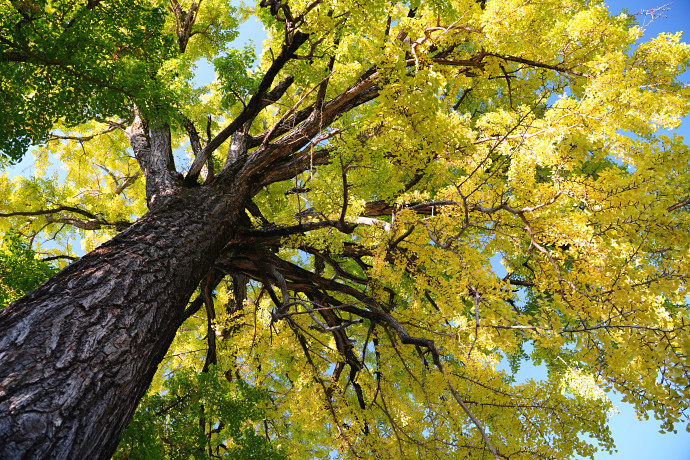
[1,0,690,458]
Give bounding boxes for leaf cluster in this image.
[0,229,57,308]
[214,44,261,109]
[116,366,286,459]
[0,0,177,161]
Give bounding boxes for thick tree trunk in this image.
[0,180,249,459]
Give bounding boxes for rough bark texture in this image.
[125,115,181,209]
[0,180,249,459]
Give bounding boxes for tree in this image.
[1,0,689,458]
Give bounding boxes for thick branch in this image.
[45,214,131,232]
[238,82,379,181]
[256,148,331,189]
[125,111,182,209]
[182,117,203,155]
[185,32,306,182]
[215,247,377,321]
[169,0,202,53]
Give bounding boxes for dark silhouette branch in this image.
[185,32,307,182]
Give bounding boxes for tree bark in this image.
[125,113,182,210]
[0,180,250,459]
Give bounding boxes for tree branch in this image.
[125,108,182,209]
[0,206,97,220]
[185,32,306,183]
[488,53,591,78]
[182,117,203,155]
[44,214,131,232]
[169,0,202,53]
[256,148,331,189]
[667,198,690,211]
[238,81,379,180]
[48,126,118,142]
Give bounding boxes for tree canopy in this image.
[1,0,690,458]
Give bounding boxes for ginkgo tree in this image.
[1,0,689,458]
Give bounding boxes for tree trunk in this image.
[0,181,249,459]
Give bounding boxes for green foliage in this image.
[0,0,177,162]
[214,44,261,109]
[0,229,57,308]
[115,366,286,459]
